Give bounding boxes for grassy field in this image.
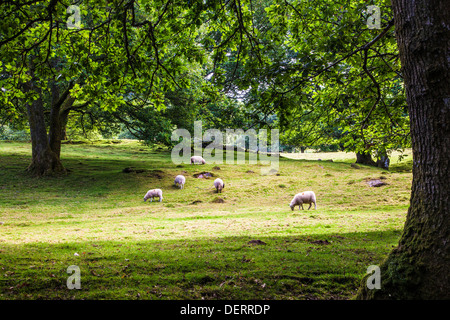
[0,140,412,300]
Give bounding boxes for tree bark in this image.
[357,0,449,299]
[48,92,75,158]
[48,81,63,159]
[60,109,70,141]
[25,58,66,176]
[355,151,376,166]
[26,93,65,176]
[376,154,390,170]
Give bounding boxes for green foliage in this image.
[0,0,221,145]
[0,0,410,160]
[206,0,410,156]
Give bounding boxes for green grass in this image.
[0,140,412,300]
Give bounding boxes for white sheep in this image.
[191,155,206,164]
[289,191,316,210]
[214,178,225,193]
[144,189,163,202]
[174,175,186,189]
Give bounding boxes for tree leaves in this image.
[0,0,409,158]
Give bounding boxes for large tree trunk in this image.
[355,151,376,166]
[26,94,65,176]
[357,0,449,299]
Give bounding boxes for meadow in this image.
[0,140,413,300]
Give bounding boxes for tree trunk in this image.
[357,0,449,299]
[48,93,75,158]
[60,109,70,141]
[355,151,376,166]
[24,58,65,176]
[48,81,63,159]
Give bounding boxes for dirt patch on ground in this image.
[248,239,267,245]
[122,167,146,173]
[194,172,214,179]
[309,239,331,245]
[147,170,164,179]
[122,168,164,179]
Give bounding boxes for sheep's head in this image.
[289,204,294,211]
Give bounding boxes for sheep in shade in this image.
[174,175,186,189]
[191,155,206,164]
[289,191,316,210]
[144,189,163,202]
[214,178,225,193]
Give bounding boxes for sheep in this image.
[214,178,225,193]
[144,189,163,202]
[191,155,206,164]
[174,175,186,189]
[289,191,316,210]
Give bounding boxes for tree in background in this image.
[209,0,410,167]
[0,0,211,175]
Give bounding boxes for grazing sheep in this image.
[191,155,206,164]
[174,175,186,189]
[214,178,225,193]
[144,189,163,202]
[289,191,316,210]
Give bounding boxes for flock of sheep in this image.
[143,155,317,211]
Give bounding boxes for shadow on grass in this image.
[0,230,401,300]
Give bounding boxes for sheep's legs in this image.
[307,203,312,210]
